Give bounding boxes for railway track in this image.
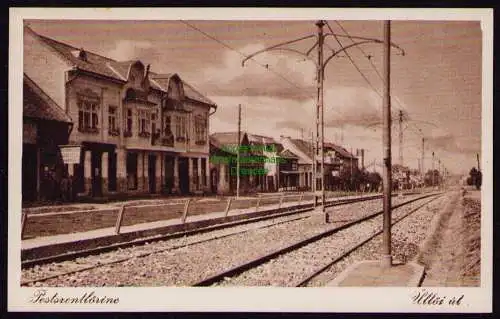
[192,192,443,286]
[22,193,385,269]
[21,193,410,286]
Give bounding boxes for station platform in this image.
[328,260,425,287]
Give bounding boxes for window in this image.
[195,115,207,145]
[151,111,158,135]
[125,109,133,137]
[175,115,186,141]
[292,161,298,171]
[163,114,172,135]
[139,110,151,136]
[78,98,99,133]
[108,105,119,136]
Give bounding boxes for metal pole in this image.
[399,110,404,166]
[438,159,442,189]
[421,137,425,176]
[350,147,353,193]
[381,20,392,268]
[237,104,241,198]
[432,151,435,187]
[311,131,316,205]
[316,20,326,217]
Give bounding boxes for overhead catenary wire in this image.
[332,21,427,136]
[179,20,315,101]
[179,20,357,128]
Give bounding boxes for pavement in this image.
[329,260,425,287]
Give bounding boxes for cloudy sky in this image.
[27,19,483,175]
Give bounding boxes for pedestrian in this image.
[60,173,70,202]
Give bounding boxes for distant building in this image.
[23,26,217,200]
[209,132,300,194]
[279,137,358,191]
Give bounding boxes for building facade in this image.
[24,26,217,199]
[22,74,73,202]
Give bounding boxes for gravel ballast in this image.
[217,194,446,287]
[22,194,426,287]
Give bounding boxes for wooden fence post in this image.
[298,192,304,206]
[224,197,233,217]
[21,211,28,239]
[181,199,192,224]
[115,205,126,235]
[255,195,261,212]
[278,193,284,209]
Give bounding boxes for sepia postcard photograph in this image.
[8,7,492,313]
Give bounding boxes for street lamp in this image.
[242,20,404,222]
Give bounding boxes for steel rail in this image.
[21,194,385,277]
[191,192,442,286]
[293,193,445,287]
[21,195,381,286]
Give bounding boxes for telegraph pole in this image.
[477,153,480,171]
[317,20,326,216]
[432,151,435,187]
[240,20,404,224]
[311,130,316,197]
[381,20,393,268]
[237,103,241,198]
[438,159,441,189]
[421,137,425,176]
[399,110,404,167]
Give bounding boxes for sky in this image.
[26,19,483,175]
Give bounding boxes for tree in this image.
[424,169,441,187]
[469,167,482,190]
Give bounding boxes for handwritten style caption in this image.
[412,289,465,306]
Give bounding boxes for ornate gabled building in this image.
[23,26,217,199]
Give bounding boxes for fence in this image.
[21,191,380,239]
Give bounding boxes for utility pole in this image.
[315,20,326,217]
[399,110,404,167]
[421,137,425,176]
[240,20,404,224]
[381,20,393,269]
[237,103,241,198]
[477,153,480,171]
[350,147,354,192]
[361,149,365,170]
[438,159,441,189]
[311,130,315,196]
[432,151,435,187]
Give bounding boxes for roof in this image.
[288,138,314,159]
[324,142,356,159]
[279,149,299,159]
[27,26,216,107]
[248,133,278,145]
[182,81,217,106]
[211,132,247,147]
[23,74,72,123]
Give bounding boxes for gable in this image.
[168,75,184,100]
